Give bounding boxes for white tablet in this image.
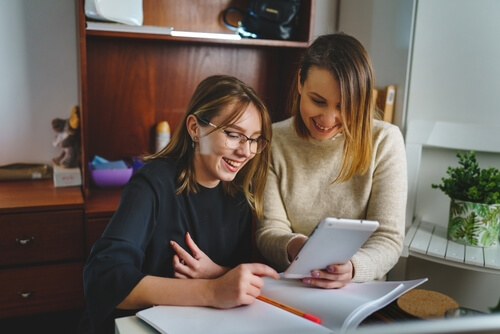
[283,217,379,279]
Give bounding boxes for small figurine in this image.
[52,106,80,168]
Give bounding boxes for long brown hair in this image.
[145,75,272,217]
[291,32,375,182]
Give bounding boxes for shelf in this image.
[77,0,315,198]
[403,216,500,275]
[86,26,310,49]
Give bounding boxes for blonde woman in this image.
[256,33,407,289]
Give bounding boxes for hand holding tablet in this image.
[283,217,379,279]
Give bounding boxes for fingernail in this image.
[303,279,311,284]
[327,266,335,273]
[311,271,320,278]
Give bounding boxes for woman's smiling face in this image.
[191,103,262,188]
[298,66,343,141]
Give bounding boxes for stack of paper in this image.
[136,277,427,334]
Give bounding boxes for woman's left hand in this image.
[302,261,354,289]
[171,232,229,279]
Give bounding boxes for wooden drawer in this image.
[0,210,84,266]
[0,262,85,318]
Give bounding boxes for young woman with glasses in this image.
[82,75,278,333]
[256,33,407,289]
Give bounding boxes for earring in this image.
[192,136,197,148]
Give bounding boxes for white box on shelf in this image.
[53,165,82,187]
[85,0,143,26]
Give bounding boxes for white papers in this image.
[137,300,332,334]
[261,277,427,332]
[135,277,427,334]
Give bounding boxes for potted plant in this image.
[432,151,500,247]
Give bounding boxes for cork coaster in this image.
[397,289,459,319]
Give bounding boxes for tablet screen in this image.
[283,217,379,279]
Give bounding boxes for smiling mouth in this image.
[314,120,339,131]
[223,157,242,168]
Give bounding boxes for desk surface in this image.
[116,313,500,334]
[0,179,83,213]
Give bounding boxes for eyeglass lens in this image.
[195,115,267,154]
[224,133,266,154]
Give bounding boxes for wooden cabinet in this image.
[76,0,316,212]
[0,180,85,318]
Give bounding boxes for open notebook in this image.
[136,276,427,334]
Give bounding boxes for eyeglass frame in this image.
[195,115,269,154]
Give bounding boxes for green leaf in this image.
[431,151,500,204]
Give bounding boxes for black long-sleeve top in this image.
[83,158,252,333]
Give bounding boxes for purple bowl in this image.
[89,164,133,188]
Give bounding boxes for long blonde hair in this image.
[145,75,272,218]
[290,32,375,182]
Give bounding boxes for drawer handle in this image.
[16,237,35,245]
[18,290,35,298]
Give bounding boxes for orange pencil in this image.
[257,295,322,324]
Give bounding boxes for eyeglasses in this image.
[195,116,268,154]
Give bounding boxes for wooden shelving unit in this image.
[76,0,316,244]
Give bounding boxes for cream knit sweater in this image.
[256,118,407,282]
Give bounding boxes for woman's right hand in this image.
[171,232,228,279]
[208,263,280,309]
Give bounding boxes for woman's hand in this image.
[287,235,353,289]
[302,261,354,289]
[171,232,228,279]
[208,263,280,309]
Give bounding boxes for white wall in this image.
[312,0,338,38]
[407,0,500,124]
[337,0,414,129]
[0,0,78,166]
